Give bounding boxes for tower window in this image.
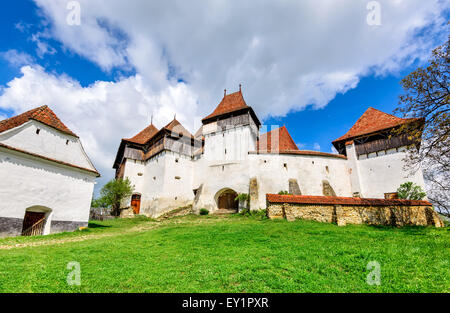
[36,129,40,134]
[66,140,69,145]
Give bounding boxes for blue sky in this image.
[0,0,448,191]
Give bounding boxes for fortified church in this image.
[114,87,426,217]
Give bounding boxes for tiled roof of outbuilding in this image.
[0,105,77,137]
[266,194,432,206]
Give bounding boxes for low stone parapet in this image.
[266,194,444,227]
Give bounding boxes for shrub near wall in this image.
[266,194,444,227]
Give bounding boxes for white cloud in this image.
[0,65,199,190]
[1,50,34,67]
[0,0,448,188]
[32,0,448,116]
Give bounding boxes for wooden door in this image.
[218,192,238,210]
[131,194,141,214]
[22,212,46,236]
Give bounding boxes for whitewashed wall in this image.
[0,120,96,171]
[355,146,426,198]
[248,153,353,209]
[0,149,96,235]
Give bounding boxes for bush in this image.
[199,208,209,215]
[397,182,426,200]
[239,209,267,220]
[278,191,291,195]
[235,193,250,202]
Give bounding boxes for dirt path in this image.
[0,216,234,250]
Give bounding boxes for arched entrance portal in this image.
[21,206,52,236]
[216,189,239,211]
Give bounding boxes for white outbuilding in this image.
[0,105,100,237]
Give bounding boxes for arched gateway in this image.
[215,188,239,211]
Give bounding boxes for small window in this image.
[36,129,40,135]
[222,166,225,171]
[224,149,227,155]
[283,163,288,170]
[312,161,315,165]
[175,176,181,180]
[175,158,179,163]
[325,166,329,173]
[66,140,69,145]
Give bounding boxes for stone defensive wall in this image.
[266,194,444,227]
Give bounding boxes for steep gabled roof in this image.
[333,107,419,144]
[124,124,158,145]
[202,91,249,122]
[0,105,77,137]
[257,126,299,152]
[163,118,193,139]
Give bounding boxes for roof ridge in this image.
[0,105,77,137]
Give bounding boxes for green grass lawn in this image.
[0,214,448,293]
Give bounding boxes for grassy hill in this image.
[0,214,448,293]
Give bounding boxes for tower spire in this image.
[239,84,242,92]
[224,89,227,97]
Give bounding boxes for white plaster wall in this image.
[248,154,353,209]
[0,120,96,171]
[356,146,426,198]
[0,149,96,234]
[122,158,146,194]
[203,124,258,162]
[345,143,363,196]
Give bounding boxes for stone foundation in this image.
[0,217,88,237]
[266,194,444,227]
[0,217,24,237]
[50,220,88,233]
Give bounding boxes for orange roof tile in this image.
[257,126,299,152]
[333,107,418,143]
[124,124,158,145]
[163,118,193,139]
[250,150,347,159]
[266,194,432,206]
[0,105,77,137]
[202,90,250,122]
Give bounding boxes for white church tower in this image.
[201,86,261,163]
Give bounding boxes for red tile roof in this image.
[251,150,347,159]
[257,126,299,152]
[202,90,250,122]
[333,107,419,144]
[0,105,77,137]
[0,142,100,176]
[163,118,193,139]
[124,124,158,145]
[266,194,431,206]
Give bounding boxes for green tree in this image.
[92,178,134,216]
[394,31,449,215]
[397,182,426,201]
